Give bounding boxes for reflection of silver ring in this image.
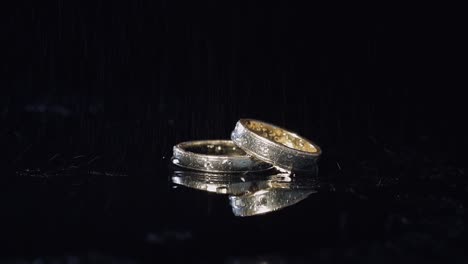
[231,119,321,171]
[171,140,272,173]
[171,170,270,195]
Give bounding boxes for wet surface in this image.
[2,2,466,263]
[1,100,467,263]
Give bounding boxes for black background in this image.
[1,1,466,263]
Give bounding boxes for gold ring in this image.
[231,119,321,171]
[171,140,272,173]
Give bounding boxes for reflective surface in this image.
[2,2,465,262]
[231,119,321,171]
[244,119,319,153]
[172,168,320,216]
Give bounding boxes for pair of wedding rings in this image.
[171,119,321,173]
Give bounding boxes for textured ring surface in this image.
[231,119,321,171]
[171,140,272,173]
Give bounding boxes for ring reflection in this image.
[171,167,319,217]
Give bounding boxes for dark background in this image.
[1,1,466,263]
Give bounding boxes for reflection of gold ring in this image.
[171,140,272,173]
[231,119,321,171]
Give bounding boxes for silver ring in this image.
[171,140,272,173]
[231,119,322,171]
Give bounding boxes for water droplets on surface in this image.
[172,159,180,164]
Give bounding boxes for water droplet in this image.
[260,197,268,205]
[204,162,213,169]
[172,159,180,164]
[215,146,223,152]
[207,144,214,149]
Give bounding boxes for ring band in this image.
[171,140,272,173]
[231,119,321,171]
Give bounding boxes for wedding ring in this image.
[231,119,321,171]
[171,140,272,173]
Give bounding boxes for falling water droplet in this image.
[216,186,228,194]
